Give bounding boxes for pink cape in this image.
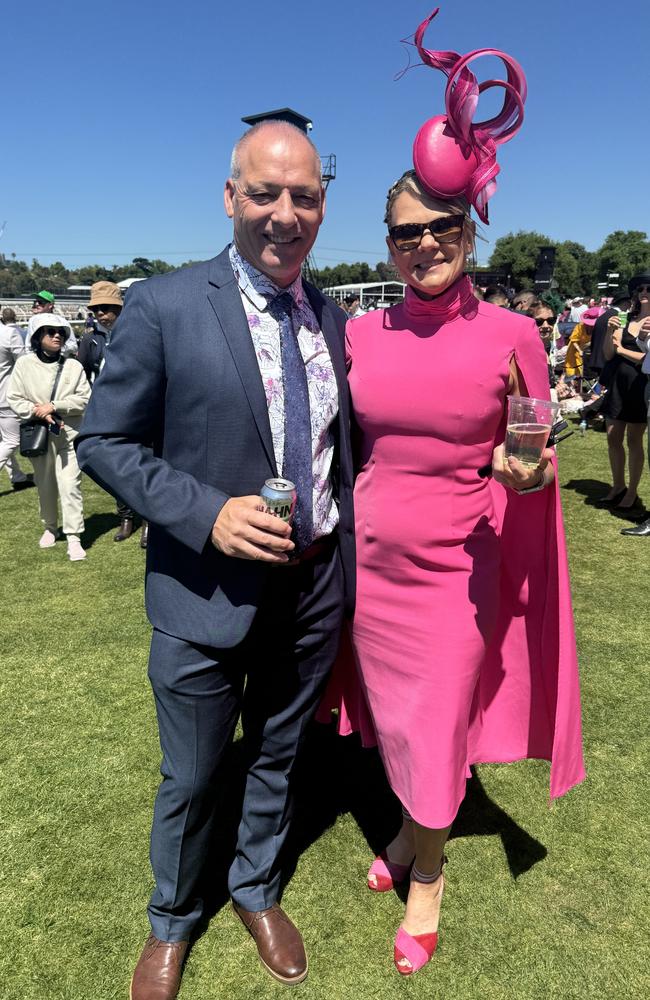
[319,292,585,808]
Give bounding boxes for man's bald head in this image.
[230,121,322,181]
[224,120,326,287]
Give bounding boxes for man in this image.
[621,273,650,537]
[483,284,510,307]
[343,293,365,318]
[28,291,78,358]
[0,319,33,490]
[569,296,588,324]
[76,121,354,999]
[2,306,27,343]
[589,291,631,377]
[31,289,56,317]
[512,290,538,312]
[77,281,140,544]
[77,280,124,386]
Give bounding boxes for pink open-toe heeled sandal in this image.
[394,927,440,975]
[367,851,413,892]
[393,856,447,975]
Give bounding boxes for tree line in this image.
[0,256,178,297]
[1,228,648,299]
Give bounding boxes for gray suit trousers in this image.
[146,543,343,942]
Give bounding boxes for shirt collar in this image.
[229,243,304,312]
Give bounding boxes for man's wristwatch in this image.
[516,469,546,495]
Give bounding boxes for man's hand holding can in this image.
[211,496,295,562]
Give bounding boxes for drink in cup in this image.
[617,311,628,331]
[505,396,560,470]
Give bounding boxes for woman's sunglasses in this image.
[388,214,465,252]
[534,316,556,327]
[41,328,65,337]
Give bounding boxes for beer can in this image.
[259,478,297,524]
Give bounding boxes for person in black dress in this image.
[589,292,632,378]
[599,285,648,510]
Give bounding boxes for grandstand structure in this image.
[323,280,405,308]
[0,277,144,328]
[0,299,88,327]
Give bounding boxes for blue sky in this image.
[5,0,649,272]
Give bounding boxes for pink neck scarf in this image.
[404,275,478,323]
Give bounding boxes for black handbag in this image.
[19,421,49,457]
[19,359,66,458]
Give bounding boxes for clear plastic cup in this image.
[505,396,560,470]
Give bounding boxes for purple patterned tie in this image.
[268,292,313,551]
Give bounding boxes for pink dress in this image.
[329,276,585,828]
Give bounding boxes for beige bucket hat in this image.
[88,280,123,309]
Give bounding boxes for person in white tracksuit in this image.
[7,314,91,561]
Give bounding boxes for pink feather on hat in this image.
[407,8,527,224]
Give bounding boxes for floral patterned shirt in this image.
[229,244,339,537]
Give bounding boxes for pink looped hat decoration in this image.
[407,8,527,224]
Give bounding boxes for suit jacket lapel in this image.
[207,249,277,474]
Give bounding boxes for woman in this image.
[597,282,649,510]
[7,314,91,560]
[326,9,584,977]
[532,302,556,354]
[530,302,559,386]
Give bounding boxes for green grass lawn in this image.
[2,422,649,1000]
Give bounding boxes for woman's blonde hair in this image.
[384,170,472,226]
[384,170,477,261]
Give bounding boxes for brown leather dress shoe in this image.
[130,934,189,1000]
[232,901,308,985]
[114,517,134,542]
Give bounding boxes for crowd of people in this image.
[0,280,150,560]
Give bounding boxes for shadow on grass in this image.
[192,721,546,944]
[563,478,647,520]
[82,511,122,548]
[0,482,37,499]
[285,724,546,882]
[562,477,612,507]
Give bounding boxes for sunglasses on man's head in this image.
[388,214,465,251]
[534,316,556,327]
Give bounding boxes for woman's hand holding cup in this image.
[491,442,554,493]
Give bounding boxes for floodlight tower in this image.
[240,109,336,282]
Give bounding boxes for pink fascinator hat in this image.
[407,8,527,224]
[580,307,605,327]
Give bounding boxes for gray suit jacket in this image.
[76,246,355,647]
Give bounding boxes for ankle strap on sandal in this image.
[412,854,447,884]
